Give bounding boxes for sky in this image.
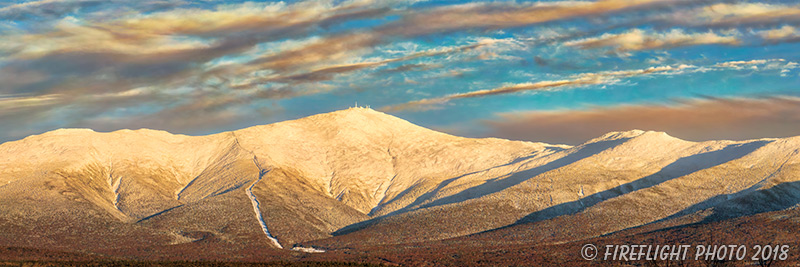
[0,0,799,145]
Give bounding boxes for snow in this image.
[292,246,326,253]
[246,173,283,249]
[4,108,800,250]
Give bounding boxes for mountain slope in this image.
[1,107,798,261]
[309,131,798,247]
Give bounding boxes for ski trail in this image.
[232,132,283,249]
[246,156,283,249]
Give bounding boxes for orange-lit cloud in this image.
[566,29,740,52]
[232,40,490,87]
[229,0,677,88]
[0,0,395,94]
[379,0,674,36]
[677,3,800,27]
[6,1,390,59]
[759,25,800,44]
[0,0,709,103]
[484,97,800,145]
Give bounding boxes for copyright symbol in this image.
[581,244,598,260]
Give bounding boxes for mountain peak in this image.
[587,129,681,143]
[341,106,380,113]
[243,106,435,140]
[318,106,394,120]
[588,129,647,143]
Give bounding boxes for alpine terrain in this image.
[1,107,799,265]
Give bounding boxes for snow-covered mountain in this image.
[1,107,798,261]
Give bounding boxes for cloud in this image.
[378,0,675,36]
[0,89,173,142]
[233,33,383,79]
[676,3,800,28]
[381,64,697,112]
[484,96,800,145]
[227,0,676,89]
[382,58,794,112]
[758,25,800,44]
[565,28,740,52]
[2,0,798,143]
[0,94,62,111]
[545,2,800,53]
[377,63,440,75]
[0,82,324,142]
[64,81,334,136]
[0,0,398,125]
[88,94,247,132]
[0,0,690,109]
[0,0,193,18]
[231,40,490,88]
[5,1,393,60]
[0,0,106,20]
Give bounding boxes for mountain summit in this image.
[1,108,799,262]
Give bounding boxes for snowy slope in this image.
[0,107,798,254]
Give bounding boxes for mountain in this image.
[1,107,799,264]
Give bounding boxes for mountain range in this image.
[1,107,799,265]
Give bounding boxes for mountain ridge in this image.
[1,107,799,261]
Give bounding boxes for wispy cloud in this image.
[565,29,740,52]
[381,59,792,112]
[674,3,800,27]
[6,0,390,57]
[230,38,499,88]
[378,0,676,36]
[0,94,62,110]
